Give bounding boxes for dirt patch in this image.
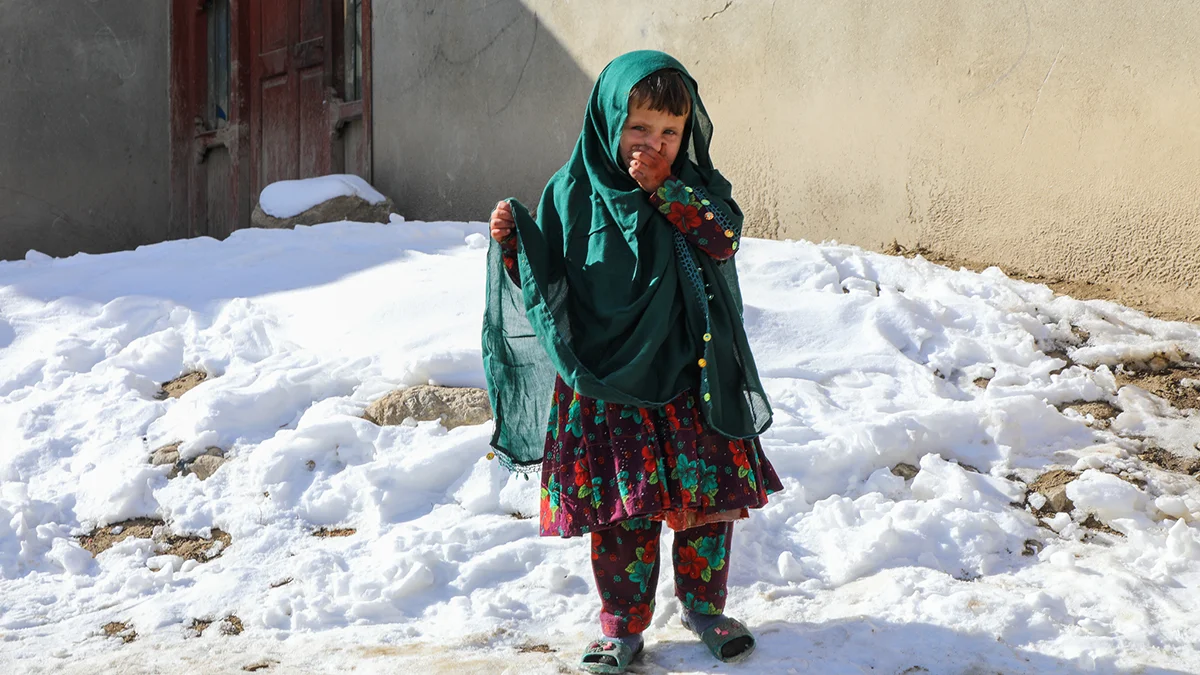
[973,377,991,389]
[78,519,231,562]
[79,518,162,556]
[357,646,404,658]
[1081,515,1124,537]
[1111,469,1149,490]
[882,242,1200,324]
[243,660,276,672]
[1042,349,1076,376]
[167,529,233,562]
[1139,447,1200,475]
[1030,469,1077,492]
[891,463,920,480]
[190,619,213,636]
[1028,469,1079,516]
[222,615,244,636]
[103,621,137,643]
[313,528,356,538]
[158,371,209,399]
[517,643,557,654]
[1059,400,1120,428]
[1115,365,1200,411]
[270,577,294,588]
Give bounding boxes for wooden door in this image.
[170,0,372,239]
[250,0,332,197]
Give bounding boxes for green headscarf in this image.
[482,50,772,472]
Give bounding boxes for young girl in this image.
[482,50,781,674]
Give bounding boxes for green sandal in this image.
[579,637,643,674]
[683,614,756,663]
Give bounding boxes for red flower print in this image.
[641,538,658,563]
[627,603,653,634]
[664,403,681,431]
[668,202,702,232]
[641,446,657,473]
[676,546,709,579]
[574,459,589,487]
[730,441,750,471]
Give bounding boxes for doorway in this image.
[170,0,373,239]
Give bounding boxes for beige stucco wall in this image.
[373,0,1200,318]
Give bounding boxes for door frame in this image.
[169,0,373,239]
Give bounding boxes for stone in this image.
[150,443,183,478]
[1040,484,1074,513]
[1029,469,1079,514]
[890,463,920,480]
[160,371,208,399]
[251,194,394,230]
[150,444,180,466]
[366,385,492,430]
[188,454,227,481]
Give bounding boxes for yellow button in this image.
[703,333,712,342]
[705,212,715,220]
[703,393,711,402]
[732,241,739,250]
[698,358,707,368]
[486,452,496,460]
[685,186,694,192]
[724,229,734,238]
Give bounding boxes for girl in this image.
[483,50,781,674]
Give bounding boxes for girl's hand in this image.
[490,201,515,242]
[629,145,671,193]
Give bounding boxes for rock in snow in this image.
[365,385,492,430]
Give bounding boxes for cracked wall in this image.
[371,0,593,220]
[375,0,1200,317]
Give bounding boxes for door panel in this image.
[260,75,298,187]
[251,0,331,195]
[299,68,328,177]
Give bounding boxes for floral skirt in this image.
[539,376,783,538]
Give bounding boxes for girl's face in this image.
[617,101,688,173]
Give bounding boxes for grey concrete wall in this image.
[371,0,592,222]
[0,0,170,260]
[373,0,1200,318]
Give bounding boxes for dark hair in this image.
[628,69,692,117]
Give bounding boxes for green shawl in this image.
[482,50,772,472]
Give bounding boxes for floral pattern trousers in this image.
[591,516,733,637]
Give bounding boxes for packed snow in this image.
[258,174,388,218]
[1,218,1199,674]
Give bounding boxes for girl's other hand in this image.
[490,201,515,242]
[629,145,671,193]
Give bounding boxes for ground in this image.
[1,220,1199,674]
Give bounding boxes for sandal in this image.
[579,637,643,674]
[682,614,756,663]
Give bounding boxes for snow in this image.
[258,174,388,218]
[2,220,1200,674]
